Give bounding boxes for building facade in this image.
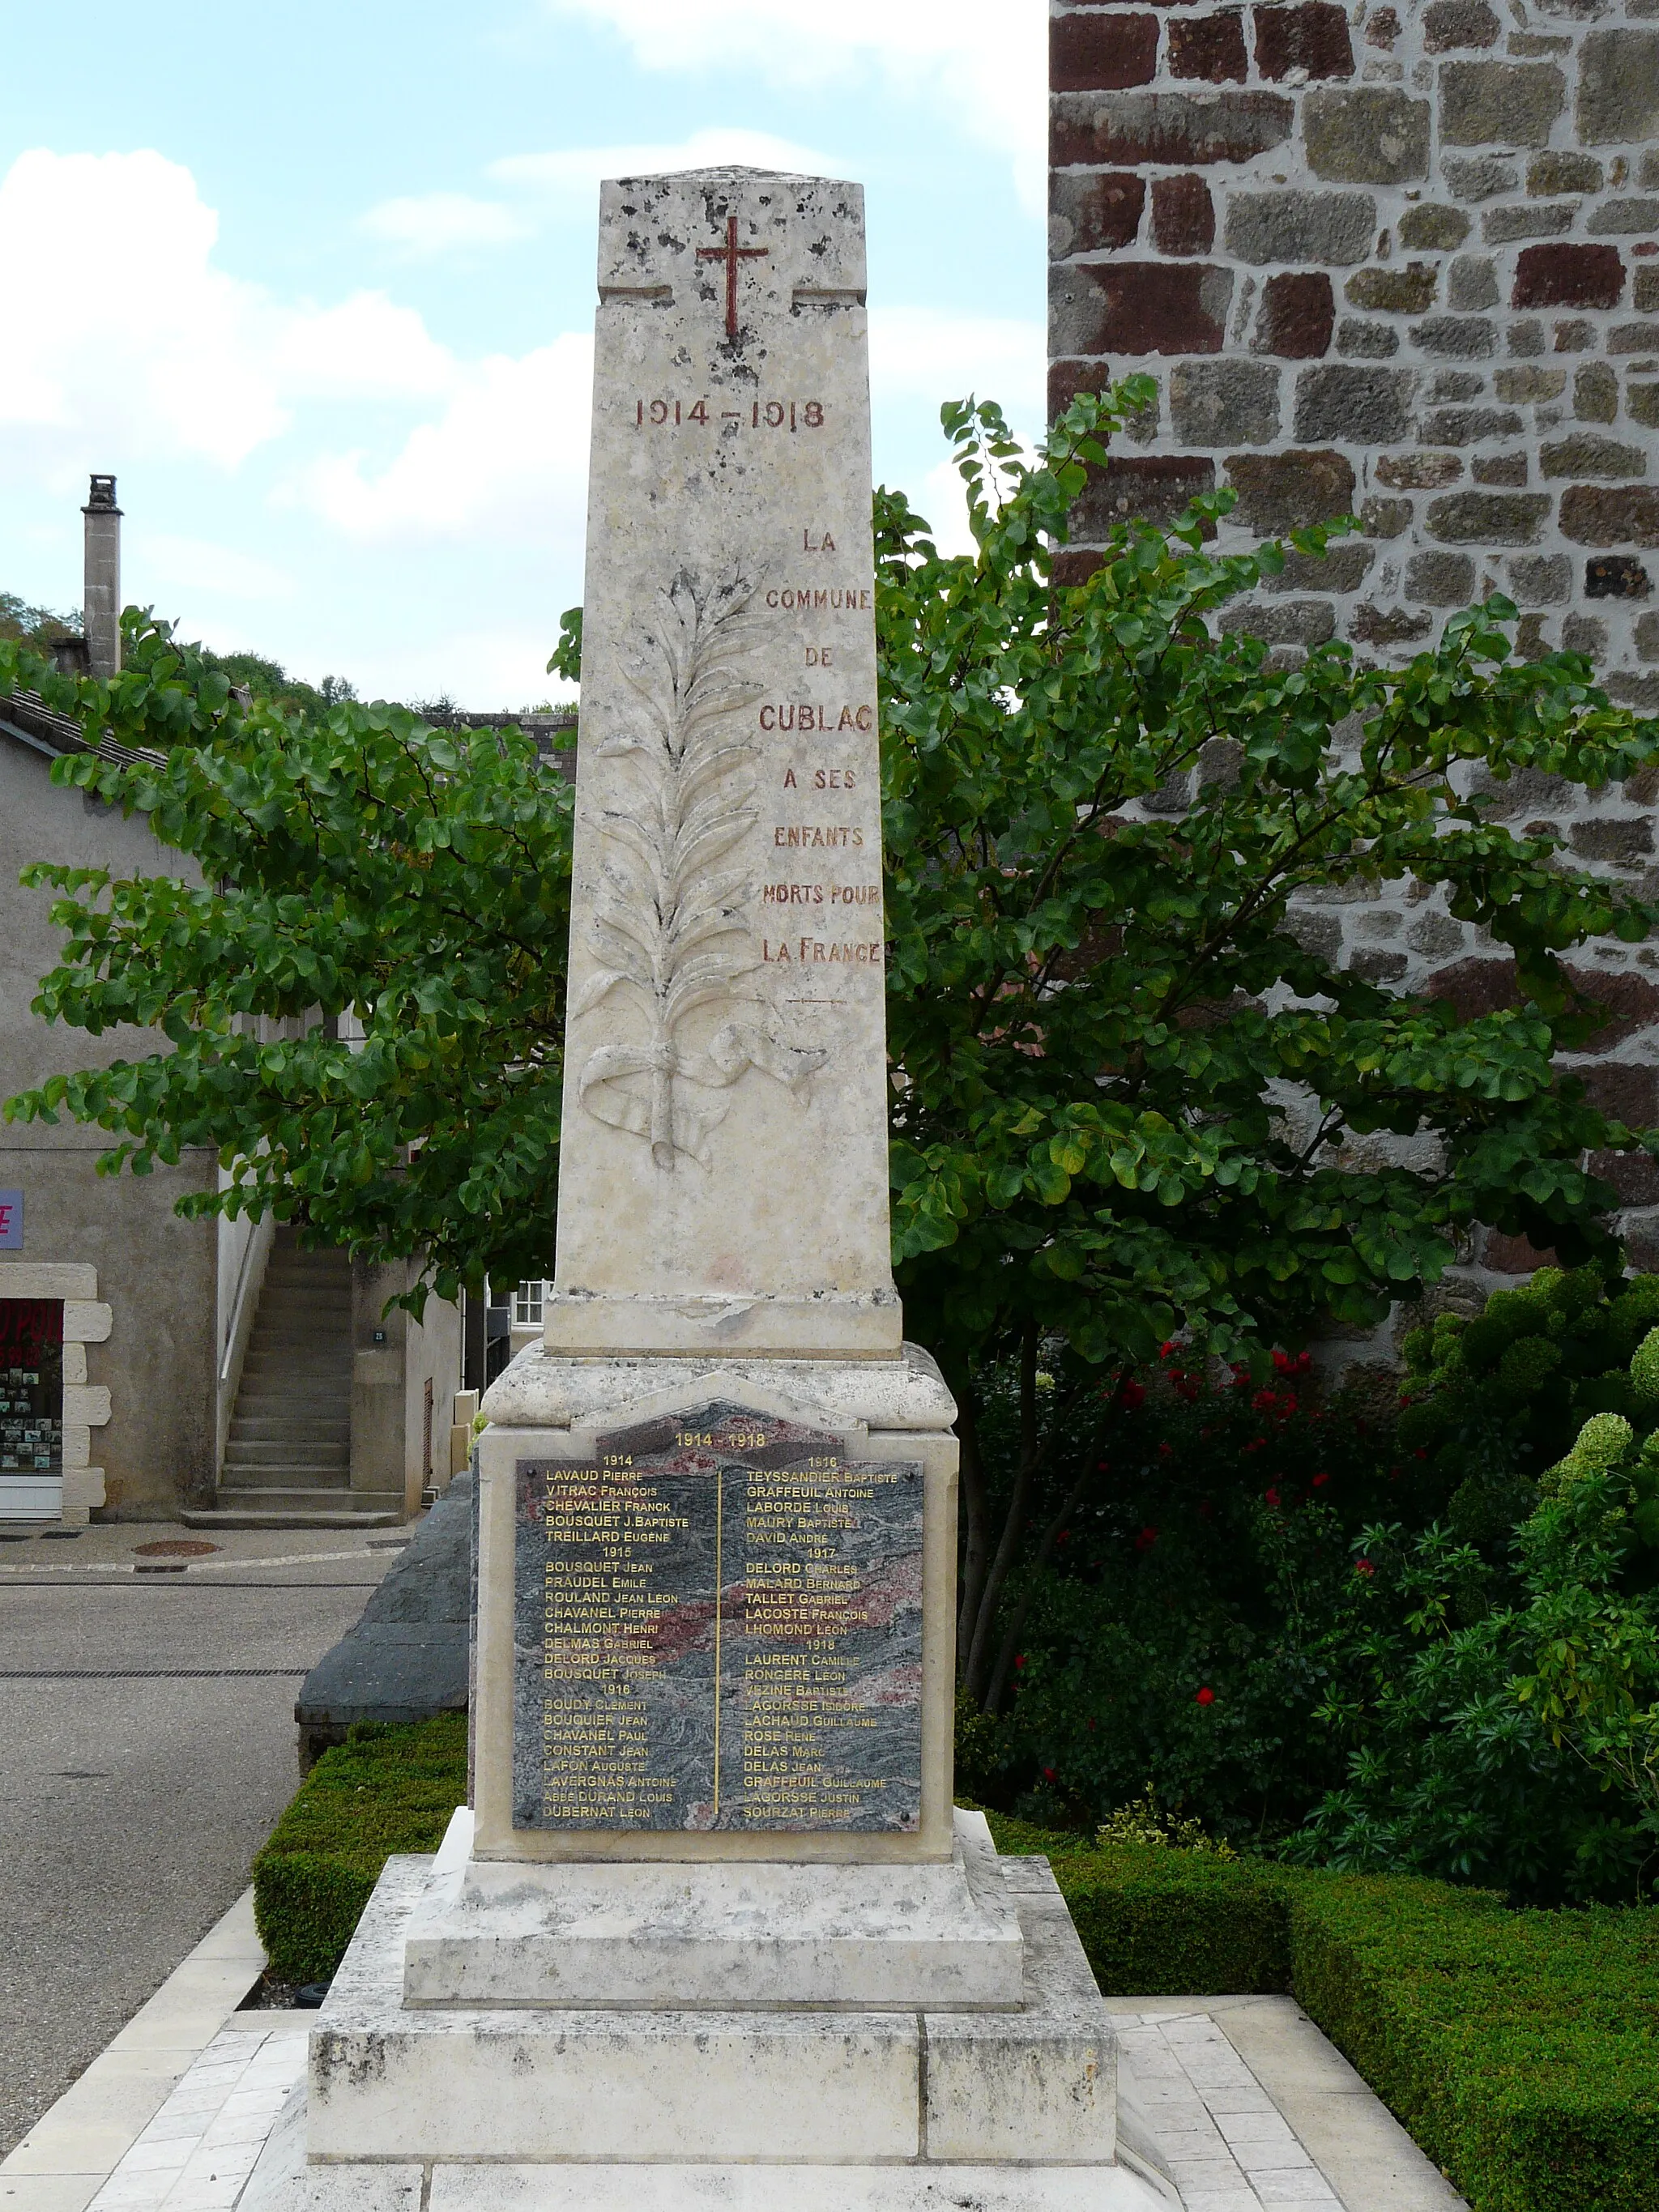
[1049,0,1659,1292]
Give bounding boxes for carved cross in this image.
[697,216,770,340]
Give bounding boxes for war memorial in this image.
[249,167,1175,2209]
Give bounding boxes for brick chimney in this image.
[82,473,122,681]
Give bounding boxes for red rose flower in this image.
[1311,1472,1330,1489]
[1135,1525,1159,1553]
[1264,1487,1281,1508]
[1355,1558,1375,1579]
[1195,1686,1215,1707]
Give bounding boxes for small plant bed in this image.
[986,1813,1659,2212]
[252,1711,467,1987]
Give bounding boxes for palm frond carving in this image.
[576,567,830,1170]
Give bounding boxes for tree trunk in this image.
[962,1323,1041,1704]
[955,1378,990,1677]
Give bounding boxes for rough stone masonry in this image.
[1050,0,1659,1289]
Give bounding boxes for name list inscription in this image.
[513,1402,923,1831]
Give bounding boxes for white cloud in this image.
[542,0,1047,211]
[491,126,855,200]
[292,334,595,543]
[138,533,296,603]
[0,149,461,479]
[357,191,533,258]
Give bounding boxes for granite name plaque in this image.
[512,1400,923,1831]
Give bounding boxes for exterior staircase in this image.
[183,1233,402,1528]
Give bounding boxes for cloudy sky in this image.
[0,0,1046,706]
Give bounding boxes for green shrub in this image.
[251,1713,467,1984]
[1291,1878,1659,2212]
[984,1819,1659,2212]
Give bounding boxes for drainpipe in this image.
[82,474,122,681]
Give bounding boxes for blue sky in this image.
[0,0,1045,705]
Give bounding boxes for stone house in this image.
[1048,0,1659,1307]
[0,480,465,1529]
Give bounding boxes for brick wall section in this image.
[1049,0,1659,1298]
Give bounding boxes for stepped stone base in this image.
[252,1832,1172,2207]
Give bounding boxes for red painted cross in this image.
[697,217,770,339]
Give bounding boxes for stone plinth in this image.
[285,1837,1171,2208]
[403,1808,1022,2008]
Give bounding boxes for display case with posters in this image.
[0,1298,64,1519]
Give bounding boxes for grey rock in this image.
[1424,0,1501,48]
[1578,29,1659,144]
[1406,550,1478,602]
[1262,541,1377,590]
[1362,495,1414,536]
[1494,364,1567,401]
[1220,596,1338,646]
[296,1473,472,1756]
[1171,359,1282,445]
[1590,198,1659,233]
[1444,155,1519,198]
[1346,262,1438,312]
[1399,202,1473,249]
[1508,552,1572,601]
[1222,190,1377,265]
[1304,89,1431,181]
[1575,362,1619,422]
[1527,150,1604,194]
[1483,205,1576,242]
[1541,432,1648,477]
[1283,909,1343,959]
[1411,317,1498,358]
[1474,451,1529,484]
[1508,318,1547,355]
[1426,491,1551,542]
[1142,768,1194,814]
[1637,609,1659,658]
[1448,257,1499,310]
[1197,736,1244,791]
[1561,613,1609,654]
[1439,60,1565,146]
[1408,912,1469,955]
[1350,602,1436,645]
[1349,948,1411,981]
[1294,363,1416,441]
[1606,671,1659,710]
[1572,816,1656,863]
[1431,371,1487,402]
[1337,318,1401,356]
[1469,764,1574,816]
[1630,383,1659,428]
[1420,405,1525,440]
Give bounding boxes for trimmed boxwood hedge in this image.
[252,1734,1659,2210]
[252,1713,466,1984]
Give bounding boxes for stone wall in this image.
[1048,0,1659,1294]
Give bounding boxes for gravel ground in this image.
[0,1523,400,2156]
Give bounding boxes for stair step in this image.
[229,1419,352,1442]
[182,1506,402,1530]
[224,1451,352,1468]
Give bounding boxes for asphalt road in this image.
[0,1531,396,2157]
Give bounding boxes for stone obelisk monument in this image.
[262,170,1172,2210]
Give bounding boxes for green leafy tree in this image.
[4,386,1659,1715]
[875,386,1659,1703]
[0,611,571,1308]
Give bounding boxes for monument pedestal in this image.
[254,1818,1173,2208]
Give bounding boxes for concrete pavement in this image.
[0,1523,401,2159]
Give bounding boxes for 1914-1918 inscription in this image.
[513,1401,923,1832]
